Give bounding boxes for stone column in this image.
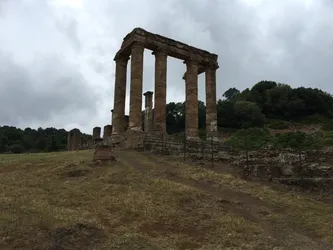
[153,47,167,134]
[112,55,129,135]
[143,91,153,133]
[185,58,199,139]
[129,42,145,131]
[111,109,114,125]
[72,130,81,150]
[92,127,101,141]
[67,131,73,151]
[205,63,218,139]
[103,125,112,140]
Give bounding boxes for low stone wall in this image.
[142,133,232,155]
[111,132,333,191]
[216,148,333,191]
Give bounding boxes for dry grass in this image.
[0,150,333,249]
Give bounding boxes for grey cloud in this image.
[2,0,333,133]
[55,18,81,52]
[0,52,97,126]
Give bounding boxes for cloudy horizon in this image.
[1,0,333,134]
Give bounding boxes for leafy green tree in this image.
[223,88,240,100]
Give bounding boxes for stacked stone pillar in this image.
[112,55,129,135]
[143,91,153,133]
[67,129,82,151]
[103,125,112,140]
[153,47,167,134]
[129,42,145,131]
[72,129,82,150]
[92,127,101,143]
[205,64,218,139]
[67,131,73,151]
[185,58,199,139]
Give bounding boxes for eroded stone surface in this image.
[103,125,112,141]
[144,91,153,134]
[67,129,81,151]
[185,58,199,139]
[112,56,129,135]
[92,127,101,142]
[129,42,144,131]
[205,65,218,139]
[153,47,167,133]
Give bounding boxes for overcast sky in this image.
[1,0,333,134]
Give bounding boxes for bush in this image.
[273,131,318,150]
[268,120,289,130]
[322,119,333,131]
[9,144,25,154]
[225,128,271,150]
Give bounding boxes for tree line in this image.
[166,80,333,133]
[1,80,333,153]
[0,126,91,154]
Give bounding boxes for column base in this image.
[123,129,145,148]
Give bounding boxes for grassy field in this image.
[0,149,333,249]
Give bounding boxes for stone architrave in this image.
[185,57,199,139]
[129,42,145,131]
[205,63,218,139]
[143,91,153,133]
[112,55,129,135]
[153,47,167,134]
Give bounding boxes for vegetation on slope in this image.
[0,126,91,153]
[2,80,333,153]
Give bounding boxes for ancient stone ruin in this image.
[91,126,116,163]
[67,129,91,151]
[67,129,82,151]
[112,27,219,142]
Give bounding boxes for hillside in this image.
[0,149,333,249]
[2,80,333,153]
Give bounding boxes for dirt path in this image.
[116,149,333,249]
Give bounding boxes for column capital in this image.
[131,41,145,50]
[206,61,219,70]
[152,46,168,56]
[114,54,130,64]
[143,91,154,97]
[184,54,201,66]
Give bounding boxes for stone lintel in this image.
[182,61,219,80]
[114,27,218,67]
